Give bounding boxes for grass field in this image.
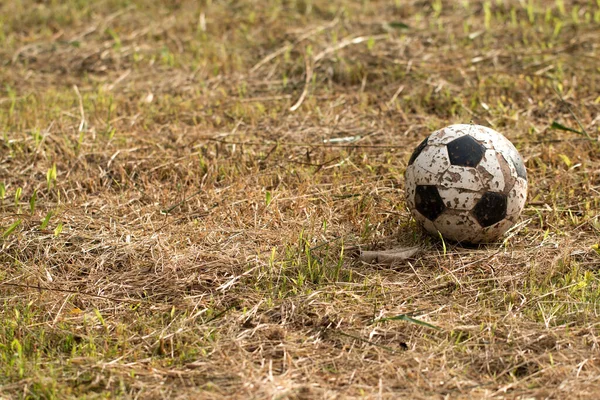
[1,0,600,398]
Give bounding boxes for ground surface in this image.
[1,0,600,398]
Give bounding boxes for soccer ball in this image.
[404,124,527,244]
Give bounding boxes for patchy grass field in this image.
[1,0,600,398]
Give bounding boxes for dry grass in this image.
[1,0,600,398]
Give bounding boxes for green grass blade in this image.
[550,121,585,136]
[3,219,22,238]
[388,21,410,29]
[29,189,37,214]
[376,314,442,331]
[40,211,53,230]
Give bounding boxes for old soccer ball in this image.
[404,124,527,244]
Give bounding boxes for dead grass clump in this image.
[2,0,600,398]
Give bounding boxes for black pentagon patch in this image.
[472,192,507,227]
[447,135,485,167]
[408,137,428,166]
[509,152,527,180]
[415,185,446,221]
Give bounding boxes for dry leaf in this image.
[359,246,421,265]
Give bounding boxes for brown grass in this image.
[1,0,600,398]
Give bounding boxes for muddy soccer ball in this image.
[404,124,527,244]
